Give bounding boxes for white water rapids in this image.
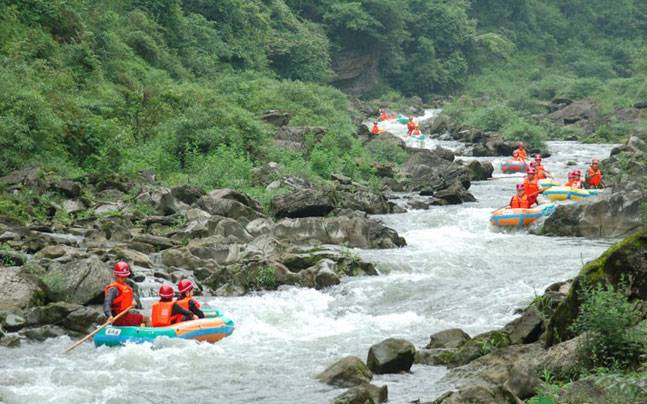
[0,112,617,403]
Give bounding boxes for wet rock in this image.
[434,182,476,205]
[26,302,79,327]
[44,255,113,305]
[447,330,512,368]
[426,328,471,349]
[332,383,388,404]
[0,267,45,310]
[367,338,416,374]
[466,160,494,181]
[2,313,26,332]
[312,259,341,289]
[23,325,66,341]
[415,348,458,366]
[272,216,405,249]
[65,305,102,333]
[271,188,335,218]
[503,306,544,345]
[0,335,20,347]
[316,356,373,387]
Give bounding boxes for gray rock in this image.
[332,383,388,404]
[131,234,176,251]
[271,188,335,218]
[367,338,416,374]
[503,306,544,345]
[63,199,86,214]
[171,185,205,205]
[246,218,273,237]
[53,180,82,198]
[426,328,471,349]
[0,267,44,310]
[109,246,152,268]
[198,191,264,224]
[3,313,26,332]
[44,256,113,305]
[0,335,20,347]
[23,325,66,341]
[503,361,541,400]
[95,203,121,215]
[316,356,373,388]
[313,259,341,289]
[467,160,494,181]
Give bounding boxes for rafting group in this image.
[491,142,605,228]
[370,109,424,138]
[65,261,235,351]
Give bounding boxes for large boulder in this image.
[171,185,205,205]
[270,188,335,218]
[317,356,373,388]
[546,228,647,346]
[466,160,494,181]
[198,190,264,224]
[539,183,645,238]
[503,306,544,345]
[25,302,101,333]
[433,182,476,205]
[426,328,471,349]
[332,384,388,404]
[548,100,598,126]
[44,255,113,305]
[367,338,416,374]
[272,216,406,249]
[0,267,45,310]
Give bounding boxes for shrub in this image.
[501,118,546,150]
[570,283,646,371]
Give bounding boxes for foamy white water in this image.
[0,112,617,403]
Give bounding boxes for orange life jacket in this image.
[176,297,200,320]
[380,112,388,121]
[104,282,133,316]
[151,300,184,327]
[370,125,380,135]
[407,121,417,131]
[564,179,582,189]
[586,167,602,187]
[510,195,530,209]
[516,147,527,160]
[523,177,539,205]
[536,165,546,180]
[512,156,524,162]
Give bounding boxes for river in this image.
[0,112,617,404]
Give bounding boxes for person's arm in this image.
[172,303,197,321]
[189,300,205,318]
[103,287,118,318]
[127,279,143,310]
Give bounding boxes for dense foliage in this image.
[0,0,645,191]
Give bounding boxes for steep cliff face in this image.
[331,49,381,96]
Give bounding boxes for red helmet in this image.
[568,171,575,178]
[535,154,542,161]
[177,279,194,294]
[529,161,537,167]
[592,159,599,164]
[527,168,537,175]
[518,142,524,147]
[114,261,130,277]
[159,284,174,299]
[516,184,524,191]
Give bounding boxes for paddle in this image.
[64,305,133,353]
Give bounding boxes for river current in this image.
[0,112,617,403]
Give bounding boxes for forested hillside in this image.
[1,0,645,191]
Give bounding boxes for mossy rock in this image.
[445,330,511,368]
[546,227,647,346]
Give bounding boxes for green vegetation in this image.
[570,283,646,372]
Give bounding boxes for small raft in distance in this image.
[94,309,234,347]
[501,161,528,174]
[490,204,556,228]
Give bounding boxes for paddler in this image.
[534,154,551,179]
[511,150,524,162]
[565,169,584,188]
[584,159,605,189]
[515,142,527,160]
[406,116,417,136]
[150,284,197,327]
[103,262,148,327]
[522,168,543,206]
[379,108,388,121]
[370,121,381,137]
[509,184,530,208]
[176,279,205,320]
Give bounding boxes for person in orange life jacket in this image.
[584,159,605,189]
[370,121,381,136]
[379,108,388,121]
[567,169,584,188]
[150,284,197,327]
[406,116,417,135]
[103,262,148,326]
[410,128,422,137]
[511,150,524,162]
[509,184,530,209]
[515,142,527,160]
[564,171,579,188]
[533,154,551,179]
[176,279,204,320]
[522,168,544,206]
